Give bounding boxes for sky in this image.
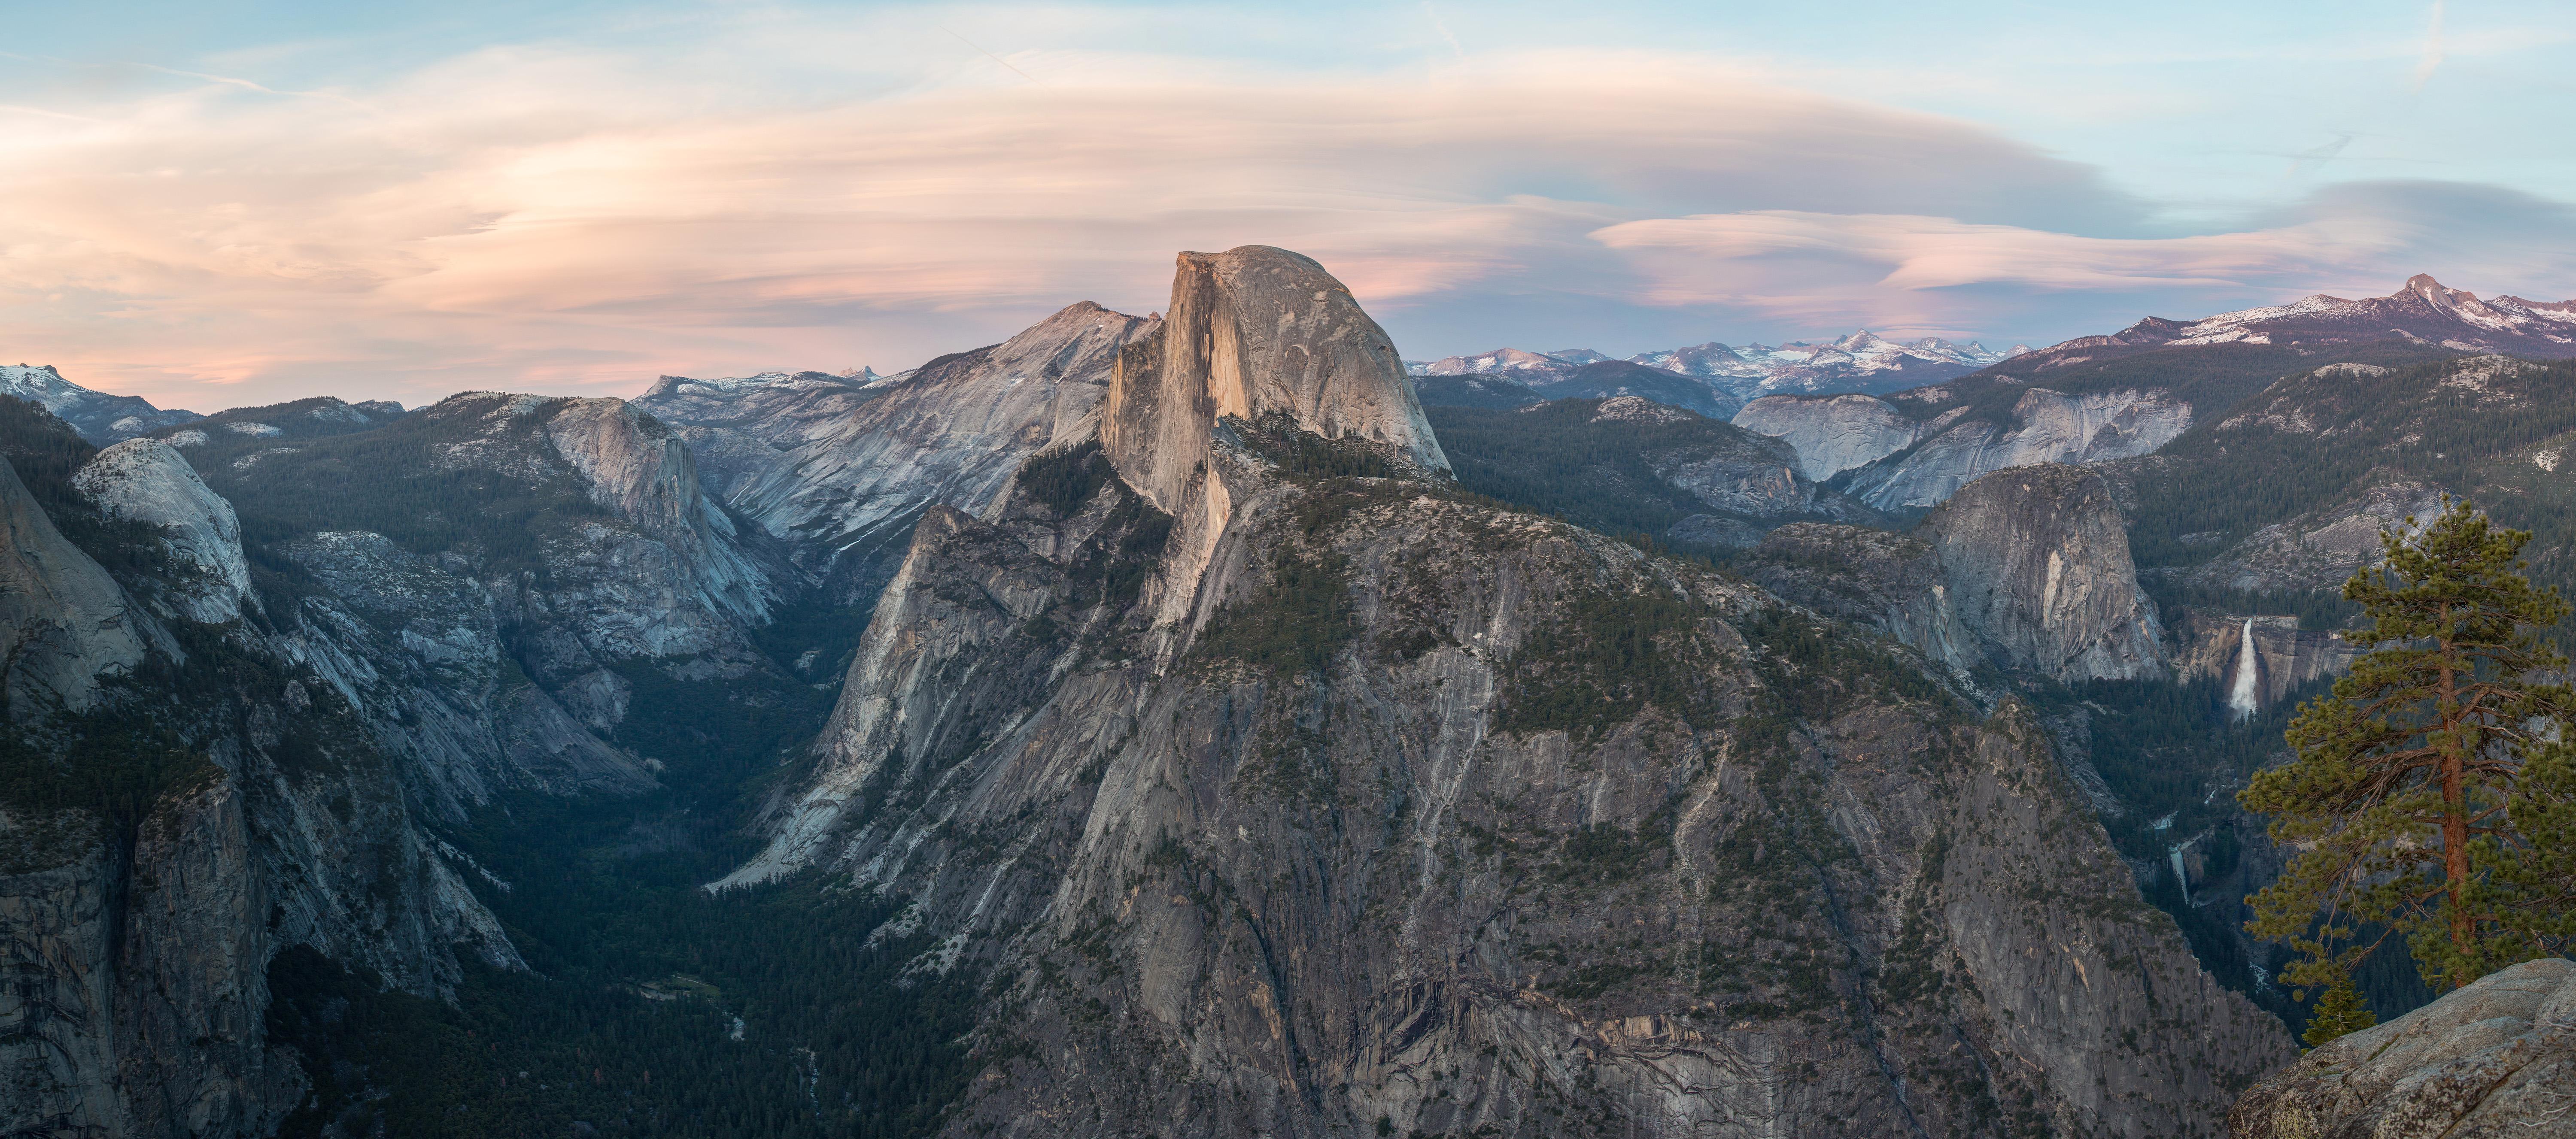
[5,1,2574,412]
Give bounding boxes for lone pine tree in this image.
[2241,498,2576,1045]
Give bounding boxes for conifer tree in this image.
[2242,498,2576,1045]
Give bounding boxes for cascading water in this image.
[2227,617,2261,719]
[2169,841,2193,905]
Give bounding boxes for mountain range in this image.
[1408,332,2026,418]
[6,258,2574,1138]
[3,363,205,444]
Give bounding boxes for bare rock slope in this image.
[1738,387,2190,510]
[637,301,1157,603]
[2230,957,2576,1139]
[73,438,253,624]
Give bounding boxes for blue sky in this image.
[5,1,2572,409]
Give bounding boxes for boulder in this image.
[2231,957,2576,1139]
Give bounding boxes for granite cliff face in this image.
[1104,245,1446,515]
[72,438,254,624]
[0,455,147,712]
[1732,394,1958,482]
[636,301,1156,604]
[726,251,2285,1137]
[1738,388,2191,511]
[2230,958,2576,1139]
[1743,464,2166,684]
[1923,464,2166,682]
[1737,523,1986,679]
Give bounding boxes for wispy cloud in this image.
[2416,0,2448,88]
[1590,181,2576,330]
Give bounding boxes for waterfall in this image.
[2169,842,2192,905]
[2227,618,2261,719]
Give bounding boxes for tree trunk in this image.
[2439,615,2475,973]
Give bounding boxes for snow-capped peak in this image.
[1,364,200,443]
[1408,329,2013,401]
[2,363,75,400]
[2022,274,2576,361]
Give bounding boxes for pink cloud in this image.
[0,38,2130,410]
[1,27,2568,413]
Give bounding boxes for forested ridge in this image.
[1914,338,2458,429]
[1425,398,1840,552]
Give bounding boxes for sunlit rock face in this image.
[1103,245,1447,514]
[73,439,253,624]
[1733,393,1942,481]
[1850,389,2190,510]
[636,301,1157,605]
[1922,463,2166,682]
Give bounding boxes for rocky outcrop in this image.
[2230,957,2576,1138]
[1924,464,2165,681]
[1733,393,1953,481]
[0,456,147,713]
[1744,464,2165,683]
[73,438,253,624]
[726,248,2283,1137]
[1845,388,2192,510]
[538,396,775,647]
[636,302,1155,604]
[1103,245,1447,514]
[729,472,2284,1137]
[2172,612,2360,710]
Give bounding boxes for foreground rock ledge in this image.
[2229,957,2576,1138]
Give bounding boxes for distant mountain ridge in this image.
[1997,274,2576,377]
[1,364,200,444]
[1406,330,2026,411]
